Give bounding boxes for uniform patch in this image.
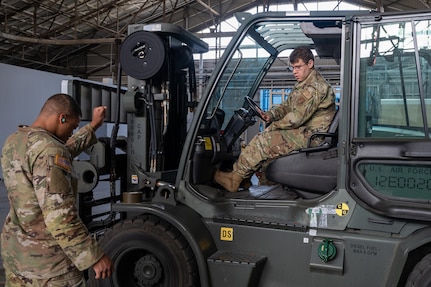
[54,154,71,172]
[296,94,306,105]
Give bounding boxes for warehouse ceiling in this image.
[0,0,429,81]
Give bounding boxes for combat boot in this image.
[240,178,252,190]
[214,170,244,192]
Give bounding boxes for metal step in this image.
[207,250,267,287]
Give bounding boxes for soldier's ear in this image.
[307,59,314,68]
[58,113,67,124]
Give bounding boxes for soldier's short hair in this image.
[290,46,314,65]
[42,93,82,118]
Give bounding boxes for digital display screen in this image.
[359,163,431,200]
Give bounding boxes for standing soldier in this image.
[214,46,336,192]
[1,94,114,286]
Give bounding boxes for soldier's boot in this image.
[256,171,276,186]
[240,177,252,190]
[214,170,244,193]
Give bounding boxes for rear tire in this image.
[87,215,199,287]
[405,253,431,287]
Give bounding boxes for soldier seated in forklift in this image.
[213,46,336,193]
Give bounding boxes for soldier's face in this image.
[290,59,314,82]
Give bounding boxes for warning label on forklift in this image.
[306,205,336,228]
[220,227,233,241]
[306,203,350,228]
[203,137,212,150]
[336,203,349,216]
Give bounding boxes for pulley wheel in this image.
[120,30,166,80]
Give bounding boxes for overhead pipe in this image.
[0,31,121,45]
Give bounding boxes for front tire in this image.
[88,215,199,287]
[405,253,431,287]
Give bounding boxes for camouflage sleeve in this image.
[66,124,97,158]
[34,146,105,271]
[266,97,292,122]
[267,84,324,131]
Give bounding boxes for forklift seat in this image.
[265,111,339,199]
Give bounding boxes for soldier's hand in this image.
[259,110,270,122]
[90,106,107,130]
[93,254,114,279]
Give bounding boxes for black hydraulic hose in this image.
[189,62,197,99]
[87,62,122,232]
[147,82,158,173]
[110,63,122,203]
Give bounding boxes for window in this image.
[357,19,431,139]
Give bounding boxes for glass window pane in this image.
[357,20,431,138]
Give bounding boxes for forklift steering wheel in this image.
[244,96,264,120]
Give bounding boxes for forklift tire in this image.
[87,215,199,287]
[405,253,431,287]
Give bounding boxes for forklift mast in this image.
[120,24,208,194]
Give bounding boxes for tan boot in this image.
[240,178,252,190]
[214,170,244,192]
[256,170,276,186]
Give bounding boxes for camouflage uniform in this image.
[1,124,105,286]
[235,69,336,178]
[5,268,85,287]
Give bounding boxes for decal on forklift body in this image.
[336,203,349,216]
[220,227,233,241]
[131,175,138,184]
[203,137,212,150]
[216,142,220,152]
[306,205,336,228]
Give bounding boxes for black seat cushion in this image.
[265,147,337,197]
[265,110,339,198]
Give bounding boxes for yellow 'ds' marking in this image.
[220,227,233,241]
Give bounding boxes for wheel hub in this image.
[134,254,163,286]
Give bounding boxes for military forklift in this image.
[72,9,431,287]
